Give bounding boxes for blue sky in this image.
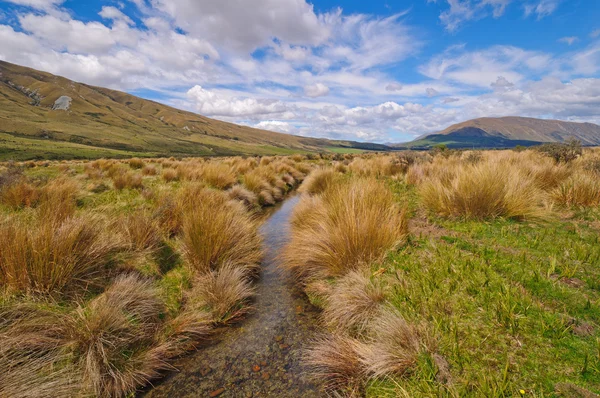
[0,0,599,143]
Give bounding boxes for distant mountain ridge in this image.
[0,61,388,160]
[397,116,600,149]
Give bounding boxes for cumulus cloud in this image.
[148,0,329,53]
[304,83,330,98]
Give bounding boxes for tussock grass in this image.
[420,161,547,220]
[161,168,178,182]
[228,184,259,209]
[322,270,388,336]
[0,215,118,295]
[71,274,166,397]
[357,309,429,379]
[299,167,338,195]
[305,334,365,396]
[112,172,143,190]
[551,172,600,207]
[189,264,255,324]
[283,178,408,278]
[181,189,262,274]
[0,178,39,209]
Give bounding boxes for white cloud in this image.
[1,0,63,9]
[558,36,578,45]
[524,0,560,19]
[149,0,329,53]
[386,82,403,92]
[436,0,513,32]
[304,83,330,98]
[99,6,134,26]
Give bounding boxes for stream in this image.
[143,195,325,397]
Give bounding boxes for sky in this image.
[0,0,599,143]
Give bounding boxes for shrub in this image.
[180,189,262,274]
[283,178,408,279]
[0,215,117,295]
[537,139,582,163]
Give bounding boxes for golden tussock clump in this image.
[0,178,40,209]
[188,264,255,324]
[161,168,179,182]
[298,167,339,195]
[305,334,365,396]
[0,215,118,295]
[70,274,167,397]
[283,178,408,279]
[551,172,600,208]
[228,184,259,209]
[322,270,388,336]
[128,158,145,169]
[419,160,547,220]
[356,309,430,379]
[180,189,262,274]
[112,172,143,190]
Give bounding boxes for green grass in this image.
[366,182,600,397]
[325,146,366,154]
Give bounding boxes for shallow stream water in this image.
[142,196,325,397]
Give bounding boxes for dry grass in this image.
[181,189,262,274]
[128,158,145,169]
[420,161,547,220]
[38,177,79,223]
[117,212,163,253]
[305,334,365,396]
[551,172,600,207]
[357,309,427,379]
[161,168,178,182]
[0,303,81,398]
[299,167,338,195]
[0,215,118,295]
[112,172,143,190]
[71,274,167,397]
[283,178,408,278]
[197,162,237,189]
[228,184,259,209]
[0,178,39,209]
[189,264,255,324]
[322,270,388,336]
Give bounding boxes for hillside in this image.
[398,116,600,149]
[0,61,387,160]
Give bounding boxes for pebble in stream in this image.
[142,196,325,397]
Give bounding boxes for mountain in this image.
[0,61,388,160]
[396,116,600,149]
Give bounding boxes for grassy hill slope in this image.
[0,61,388,160]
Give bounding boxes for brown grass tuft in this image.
[299,167,338,195]
[161,168,179,182]
[71,274,167,397]
[322,270,388,336]
[112,172,143,190]
[357,309,428,379]
[551,172,600,208]
[181,189,262,274]
[305,334,365,396]
[189,264,255,324]
[283,178,408,279]
[0,215,118,295]
[228,185,259,209]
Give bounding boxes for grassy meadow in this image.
[282,146,600,397]
[1,146,600,397]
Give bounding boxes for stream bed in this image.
[142,196,325,397]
